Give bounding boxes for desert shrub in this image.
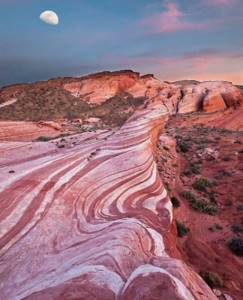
[200,271,224,288]
[181,190,218,215]
[215,223,223,230]
[228,238,243,256]
[177,140,190,153]
[218,170,232,177]
[181,190,196,202]
[223,156,231,161]
[192,177,215,192]
[171,196,180,208]
[190,163,201,175]
[209,223,223,232]
[209,193,217,204]
[0,87,91,121]
[219,128,229,134]
[176,221,190,238]
[36,133,69,142]
[231,224,243,234]
[183,170,192,176]
[184,162,201,176]
[36,136,52,142]
[190,199,218,215]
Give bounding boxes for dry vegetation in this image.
[0,87,146,127]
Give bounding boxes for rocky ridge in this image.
[0,71,243,299]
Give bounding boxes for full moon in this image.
[40,10,59,25]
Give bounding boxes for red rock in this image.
[0,121,62,141]
[203,92,227,113]
[38,121,62,131]
[0,71,242,299]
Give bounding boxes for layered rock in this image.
[1,70,243,121]
[0,121,63,142]
[203,92,226,113]
[0,107,216,300]
[0,70,242,299]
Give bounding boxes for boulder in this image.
[203,92,227,113]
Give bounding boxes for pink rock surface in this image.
[0,107,217,300]
[1,71,243,299]
[63,71,140,104]
[0,122,62,142]
[203,92,226,113]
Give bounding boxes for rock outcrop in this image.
[0,121,63,142]
[0,70,242,299]
[0,107,217,300]
[203,92,226,113]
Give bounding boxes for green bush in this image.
[199,271,224,288]
[181,190,218,215]
[181,190,196,202]
[192,177,215,192]
[36,136,52,142]
[176,221,190,238]
[190,163,201,175]
[209,193,217,204]
[171,196,180,208]
[228,238,243,256]
[184,162,201,177]
[190,199,218,215]
[177,140,190,153]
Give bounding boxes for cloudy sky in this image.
[0,0,243,86]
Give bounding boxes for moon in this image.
[40,10,59,25]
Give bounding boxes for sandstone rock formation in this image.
[0,71,242,299]
[0,121,62,142]
[203,92,226,113]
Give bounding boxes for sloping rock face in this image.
[0,71,243,299]
[0,108,216,300]
[1,70,242,123]
[203,92,226,113]
[174,81,243,114]
[63,71,141,104]
[0,121,63,142]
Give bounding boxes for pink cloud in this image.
[109,49,243,69]
[108,49,243,84]
[207,0,235,6]
[142,2,207,33]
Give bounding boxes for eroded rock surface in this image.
[0,71,242,299]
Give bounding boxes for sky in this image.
[0,0,243,86]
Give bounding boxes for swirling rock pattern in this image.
[0,111,216,300]
[1,71,243,299]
